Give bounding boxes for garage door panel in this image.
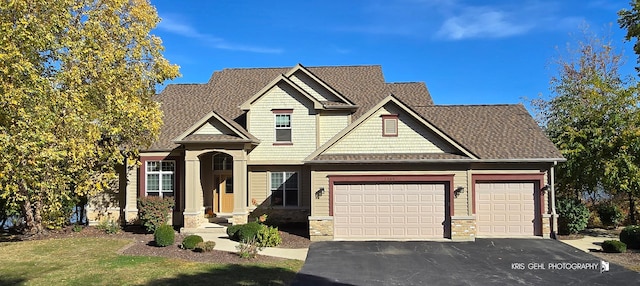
[476,182,536,236]
[334,183,446,240]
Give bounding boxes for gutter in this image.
[304,158,567,164]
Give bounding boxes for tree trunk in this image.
[19,183,44,235]
[630,193,636,224]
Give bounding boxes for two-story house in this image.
[95,64,564,241]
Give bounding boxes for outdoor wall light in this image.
[315,187,325,199]
[454,186,465,198]
[541,184,550,193]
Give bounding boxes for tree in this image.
[531,29,640,223]
[619,0,640,74]
[0,0,179,235]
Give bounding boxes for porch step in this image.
[209,216,231,224]
[180,222,227,235]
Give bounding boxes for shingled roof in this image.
[413,105,563,160]
[149,65,432,150]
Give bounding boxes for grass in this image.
[0,237,303,286]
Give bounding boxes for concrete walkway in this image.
[559,233,618,253]
[198,233,309,261]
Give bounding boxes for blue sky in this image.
[151,0,636,106]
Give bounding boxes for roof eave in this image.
[304,158,566,164]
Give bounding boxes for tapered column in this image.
[232,151,248,225]
[183,150,204,228]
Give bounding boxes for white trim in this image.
[274,113,292,143]
[145,160,176,198]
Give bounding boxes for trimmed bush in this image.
[597,203,623,228]
[226,224,242,240]
[181,235,204,250]
[154,224,175,247]
[194,241,216,252]
[620,225,640,249]
[557,198,590,235]
[138,196,174,233]
[237,222,265,242]
[256,225,282,247]
[601,240,627,253]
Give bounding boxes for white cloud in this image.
[157,15,283,54]
[436,9,532,40]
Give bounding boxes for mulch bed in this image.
[1,224,311,264]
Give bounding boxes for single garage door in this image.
[476,182,536,236]
[333,183,446,240]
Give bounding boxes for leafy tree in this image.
[619,0,640,74]
[0,0,179,234]
[531,29,640,223]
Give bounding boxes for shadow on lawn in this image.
[145,264,301,286]
[0,277,26,286]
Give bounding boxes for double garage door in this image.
[333,183,446,240]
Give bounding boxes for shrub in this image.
[181,235,204,250]
[194,241,216,252]
[557,198,590,235]
[226,224,242,240]
[620,225,640,249]
[138,196,174,233]
[601,240,627,253]
[72,224,83,232]
[256,225,282,247]
[597,203,623,228]
[154,224,175,247]
[237,222,265,242]
[96,219,120,234]
[236,238,262,259]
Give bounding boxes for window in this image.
[146,160,175,197]
[270,172,298,207]
[274,113,292,142]
[213,153,233,170]
[382,114,398,136]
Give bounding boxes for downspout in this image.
[550,161,557,239]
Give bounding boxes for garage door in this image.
[333,183,446,240]
[476,182,536,236]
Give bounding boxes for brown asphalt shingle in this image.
[413,105,563,159]
[149,64,562,161]
[150,65,432,151]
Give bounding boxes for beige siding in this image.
[325,105,456,154]
[310,169,468,217]
[249,170,268,206]
[125,165,138,210]
[289,71,341,102]
[248,165,310,208]
[318,112,349,145]
[194,119,234,135]
[248,83,317,161]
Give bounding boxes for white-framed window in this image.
[270,171,298,207]
[146,160,175,197]
[382,114,398,137]
[274,113,292,142]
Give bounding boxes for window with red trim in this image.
[382,115,398,136]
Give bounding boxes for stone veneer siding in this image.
[542,214,551,238]
[309,217,334,241]
[451,217,476,241]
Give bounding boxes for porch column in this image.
[183,150,204,228]
[232,152,248,225]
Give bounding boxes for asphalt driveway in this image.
[291,239,639,286]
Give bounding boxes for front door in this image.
[217,175,234,213]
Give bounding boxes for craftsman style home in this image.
[93,64,564,241]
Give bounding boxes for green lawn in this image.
[0,238,303,286]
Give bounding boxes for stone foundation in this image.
[183,212,206,228]
[451,217,476,241]
[86,207,121,226]
[309,216,334,241]
[542,214,551,238]
[249,208,310,224]
[231,213,248,225]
